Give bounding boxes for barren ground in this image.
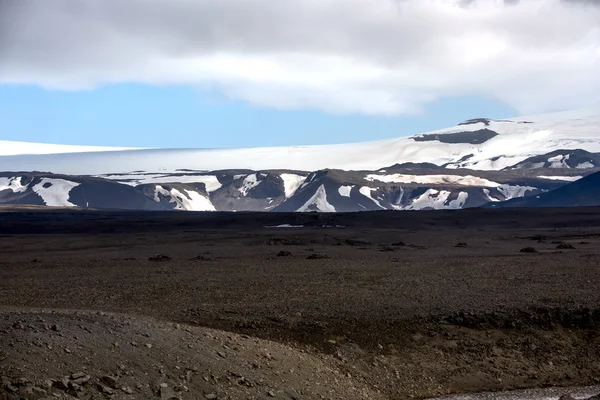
[1,207,600,399]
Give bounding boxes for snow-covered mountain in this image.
[1,108,599,174]
[0,140,138,156]
[0,166,592,212]
[1,108,599,212]
[485,172,600,209]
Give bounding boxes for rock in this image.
[267,389,276,397]
[306,253,329,260]
[204,393,218,400]
[64,348,71,354]
[71,375,90,385]
[217,351,226,358]
[559,395,576,400]
[99,376,117,388]
[145,343,153,349]
[50,324,59,331]
[52,379,69,391]
[70,372,86,380]
[345,238,373,246]
[4,384,17,393]
[455,242,468,248]
[520,247,537,253]
[557,243,576,249]
[96,383,115,395]
[160,385,179,400]
[149,254,171,262]
[276,251,292,257]
[21,386,47,399]
[391,241,406,247]
[121,386,133,394]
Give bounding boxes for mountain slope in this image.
[485,172,600,209]
[1,108,600,174]
[2,167,587,212]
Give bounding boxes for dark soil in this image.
[1,207,600,399]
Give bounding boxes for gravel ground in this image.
[1,208,600,399]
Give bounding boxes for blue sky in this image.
[0,84,516,148]
[2,1,598,149]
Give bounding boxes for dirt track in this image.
[1,208,600,399]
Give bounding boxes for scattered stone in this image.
[70,372,86,380]
[22,386,47,398]
[520,247,538,253]
[276,251,292,257]
[559,394,576,400]
[4,383,17,393]
[345,238,373,246]
[306,253,329,260]
[204,393,218,400]
[72,376,91,386]
[189,255,214,261]
[160,384,179,400]
[391,241,406,247]
[100,375,117,388]
[379,246,395,252]
[556,243,576,250]
[149,254,172,262]
[16,377,29,386]
[455,242,468,248]
[121,386,133,394]
[52,379,69,391]
[217,351,226,358]
[96,383,115,395]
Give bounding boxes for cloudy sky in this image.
[1,0,599,147]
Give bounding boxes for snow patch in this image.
[338,185,353,197]
[239,174,261,196]
[280,173,307,198]
[406,189,468,210]
[99,173,223,192]
[366,173,501,187]
[265,224,305,228]
[576,162,594,169]
[547,154,570,168]
[359,186,385,209]
[497,184,536,199]
[483,188,500,202]
[32,178,80,207]
[153,185,215,211]
[537,175,583,182]
[0,177,28,193]
[297,185,336,212]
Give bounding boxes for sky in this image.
[0,0,599,148]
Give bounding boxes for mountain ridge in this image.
[2,108,600,212]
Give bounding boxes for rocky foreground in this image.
[0,310,382,400]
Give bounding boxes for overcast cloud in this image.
[0,0,599,115]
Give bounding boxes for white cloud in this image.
[0,0,599,115]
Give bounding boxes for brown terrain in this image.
[1,207,600,399]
